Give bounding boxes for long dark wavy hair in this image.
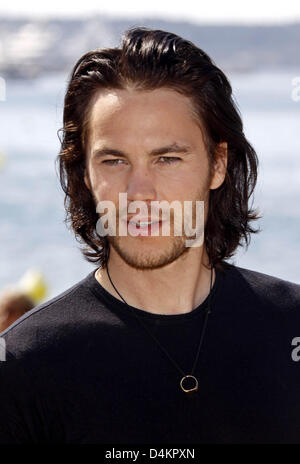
[56,26,261,272]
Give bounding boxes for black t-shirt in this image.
[0,262,300,444]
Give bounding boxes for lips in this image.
[128,219,160,225]
[127,219,162,230]
[119,215,164,236]
[126,217,161,224]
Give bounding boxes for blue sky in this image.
[0,0,300,24]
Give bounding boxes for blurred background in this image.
[0,0,299,302]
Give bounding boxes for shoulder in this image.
[219,261,300,313]
[0,270,98,359]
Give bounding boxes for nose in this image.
[126,165,157,203]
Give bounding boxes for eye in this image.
[102,159,125,166]
[157,157,181,164]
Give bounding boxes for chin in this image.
[108,236,189,270]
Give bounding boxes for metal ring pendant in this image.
[180,375,198,393]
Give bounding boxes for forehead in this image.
[86,87,204,153]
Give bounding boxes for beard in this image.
[107,233,189,270]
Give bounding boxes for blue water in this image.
[0,70,299,299]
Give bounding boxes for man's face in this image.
[84,87,226,269]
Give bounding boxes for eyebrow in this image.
[91,142,192,159]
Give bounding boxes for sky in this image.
[0,0,300,24]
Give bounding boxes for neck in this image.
[95,245,215,316]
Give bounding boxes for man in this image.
[0,27,299,444]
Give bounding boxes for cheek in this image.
[90,177,123,208]
[88,169,113,198]
[164,170,204,200]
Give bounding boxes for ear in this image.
[208,142,228,190]
[84,169,91,191]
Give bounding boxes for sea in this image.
[0,70,299,300]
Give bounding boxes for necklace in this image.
[105,264,214,394]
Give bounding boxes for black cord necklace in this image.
[106,264,214,394]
